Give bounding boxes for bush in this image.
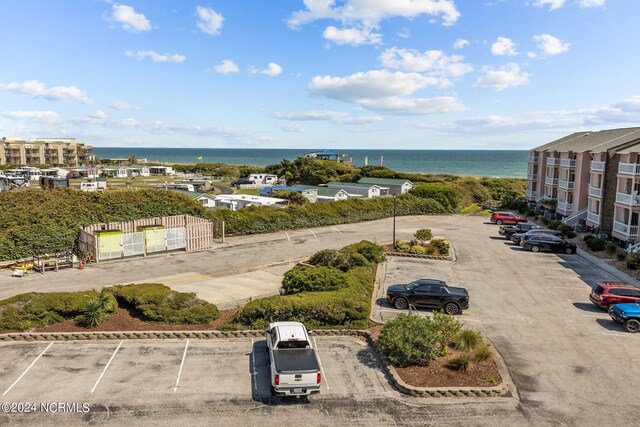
[415,228,433,242]
[565,231,577,239]
[557,224,574,236]
[452,329,484,351]
[524,209,535,217]
[547,221,562,230]
[432,311,462,355]
[394,241,411,253]
[281,265,349,295]
[617,249,627,261]
[342,241,386,264]
[308,249,368,272]
[605,242,618,256]
[446,354,472,372]
[481,374,498,385]
[473,344,492,361]
[431,239,450,255]
[626,252,640,270]
[80,289,118,328]
[587,238,606,252]
[540,217,550,225]
[378,314,441,367]
[409,245,427,255]
[110,283,219,324]
[583,234,596,243]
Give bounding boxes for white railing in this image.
[590,161,605,172]
[528,155,539,164]
[526,190,536,199]
[614,221,639,239]
[618,163,640,176]
[546,157,560,166]
[587,211,600,225]
[558,180,575,190]
[560,159,576,168]
[557,201,573,212]
[588,185,602,198]
[616,192,640,206]
[527,173,538,181]
[545,177,558,186]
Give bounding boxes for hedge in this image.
[281,265,349,295]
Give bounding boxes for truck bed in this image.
[272,349,320,373]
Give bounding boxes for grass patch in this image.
[452,329,484,351]
[446,354,473,372]
[460,203,481,215]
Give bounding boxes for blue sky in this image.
[1,0,639,149]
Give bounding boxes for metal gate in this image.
[166,227,186,250]
[122,232,145,257]
[144,228,167,253]
[97,234,122,261]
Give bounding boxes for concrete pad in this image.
[0,342,51,396]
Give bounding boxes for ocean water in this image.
[93,148,528,178]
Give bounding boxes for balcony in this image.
[616,192,640,207]
[613,221,639,240]
[588,185,602,198]
[560,159,576,168]
[618,163,640,176]
[526,190,536,200]
[546,157,560,167]
[557,201,573,213]
[528,155,539,164]
[545,177,559,186]
[558,180,575,190]
[587,211,600,225]
[527,173,538,181]
[591,161,605,172]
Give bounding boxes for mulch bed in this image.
[29,307,236,333]
[394,349,502,388]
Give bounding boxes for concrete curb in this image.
[384,243,457,262]
[370,262,386,325]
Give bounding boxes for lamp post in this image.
[392,194,397,248]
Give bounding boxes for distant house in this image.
[170,190,216,208]
[357,177,413,195]
[303,150,353,166]
[127,165,150,177]
[260,185,318,203]
[148,166,175,176]
[247,174,278,185]
[302,186,350,203]
[327,181,381,199]
[102,166,128,178]
[213,194,287,211]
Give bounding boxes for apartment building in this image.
[527,127,640,245]
[0,137,94,167]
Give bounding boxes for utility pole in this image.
[393,194,397,248]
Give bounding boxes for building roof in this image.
[169,189,211,200]
[301,186,347,197]
[214,194,286,203]
[530,127,640,154]
[270,185,316,193]
[358,177,412,185]
[327,181,379,189]
[306,150,341,156]
[530,132,590,152]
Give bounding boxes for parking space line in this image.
[2,342,53,396]
[309,229,317,238]
[285,232,291,243]
[91,340,123,394]
[333,227,342,234]
[251,338,257,391]
[313,337,329,390]
[601,332,627,337]
[173,340,190,392]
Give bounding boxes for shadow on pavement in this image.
[596,318,623,332]
[572,302,602,313]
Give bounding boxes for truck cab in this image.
[266,322,321,397]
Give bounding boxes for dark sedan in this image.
[386,279,469,315]
[511,228,563,245]
[522,234,577,254]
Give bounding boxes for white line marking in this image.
[309,229,317,238]
[91,340,123,394]
[285,232,291,243]
[333,227,342,234]
[3,342,53,396]
[173,340,190,392]
[251,338,257,391]
[601,332,626,337]
[313,337,329,390]
[462,318,481,323]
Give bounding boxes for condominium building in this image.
[527,127,640,245]
[0,137,94,167]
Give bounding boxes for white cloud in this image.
[527,51,538,58]
[577,0,605,7]
[251,62,283,77]
[398,28,411,38]
[323,25,382,45]
[379,47,473,78]
[109,3,151,32]
[287,0,461,29]
[0,80,93,105]
[533,0,566,10]
[110,99,131,110]
[209,59,240,74]
[472,63,531,91]
[491,37,518,56]
[125,50,186,63]
[278,124,305,132]
[453,38,469,49]
[196,6,224,35]
[272,110,382,124]
[2,110,61,124]
[89,110,108,120]
[358,97,467,115]
[533,34,571,55]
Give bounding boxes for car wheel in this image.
[564,247,573,254]
[496,219,503,225]
[444,302,460,315]
[393,298,408,310]
[531,245,540,253]
[624,319,640,333]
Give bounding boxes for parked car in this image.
[511,229,563,245]
[609,303,640,333]
[522,234,577,254]
[590,282,640,309]
[386,279,469,315]
[490,211,526,225]
[266,322,321,397]
[231,177,254,186]
[499,222,541,239]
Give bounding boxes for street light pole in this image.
[392,194,397,248]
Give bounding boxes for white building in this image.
[247,174,278,185]
[213,194,287,211]
[327,182,381,199]
[148,166,175,176]
[357,177,413,195]
[102,166,128,178]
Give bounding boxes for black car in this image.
[511,228,563,245]
[499,222,540,239]
[386,279,469,315]
[231,177,254,186]
[522,234,577,254]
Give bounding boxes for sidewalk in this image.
[576,248,640,286]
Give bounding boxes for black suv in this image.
[499,222,541,239]
[511,228,563,245]
[386,279,469,315]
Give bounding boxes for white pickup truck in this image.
[266,321,321,397]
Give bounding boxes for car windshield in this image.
[405,281,421,290]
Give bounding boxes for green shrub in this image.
[605,242,618,256]
[394,241,411,253]
[524,209,535,217]
[281,265,349,295]
[342,241,386,264]
[540,217,550,225]
[110,283,219,324]
[626,252,640,270]
[415,228,433,242]
[446,354,472,372]
[481,374,498,385]
[409,245,427,255]
[547,221,562,230]
[587,238,606,251]
[565,231,577,239]
[583,234,596,243]
[424,245,438,255]
[308,249,368,272]
[557,224,574,235]
[431,239,450,255]
[617,249,627,261]
[460,204,481,215]
[432,311,462,355]
[378,314,441,367]
[473,344,492,361]
[452,329,484,351]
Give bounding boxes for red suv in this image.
[490,211,526,225]
[589,282,640,309]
